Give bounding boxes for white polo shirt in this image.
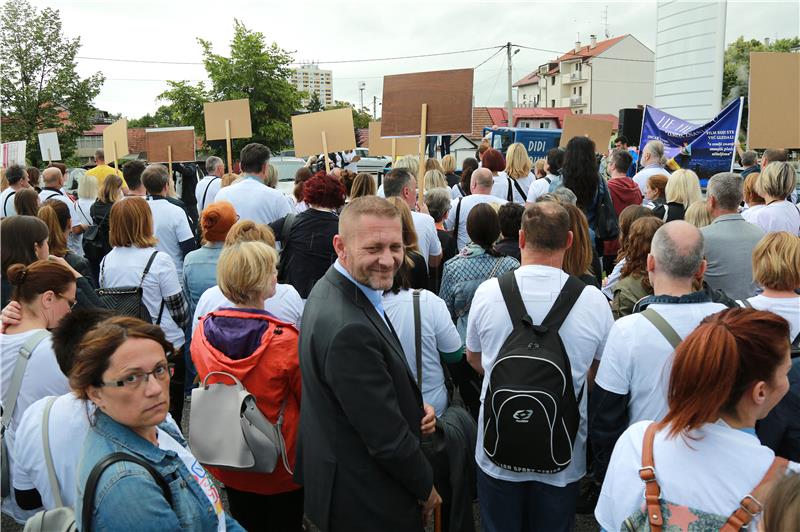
[146,197,195,279]
[526,175,555,204]
[191,284,304,333]
[100,247,185,347]
[596,420,800,532]
[444,193,507,250]
[383,289,463,416]
[410,211,442,265]
[214,176,292,226]
[195,175,222,213]
[595,301,727,424]
[491,172,534,204]
[466,265,614,486]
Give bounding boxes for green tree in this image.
[0,0,104,166]
[326,100,372,129]
[722,36,800,136]
[307,92,324,112]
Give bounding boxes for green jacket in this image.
[611,274,652,320]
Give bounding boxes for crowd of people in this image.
[0,136,798,532]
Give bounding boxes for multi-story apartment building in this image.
[291,63,333,107]
[514,34,654,115]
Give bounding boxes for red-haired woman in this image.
[595,308,798,531]
[270,173,346,299]
[480,148,506,190]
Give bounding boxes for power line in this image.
[474,46,505,69]
[513,44,655,63]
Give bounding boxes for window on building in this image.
[551,77,555,86]
[579,86,583,96]
[573,87,576,95]
[551,99,555,107]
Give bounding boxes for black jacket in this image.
[652,201,685,222]
[296,267,433,531]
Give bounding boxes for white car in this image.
[352,148,392,175]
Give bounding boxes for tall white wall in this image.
[590,36,655,115]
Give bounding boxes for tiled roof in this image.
[483,107,575,128]
[356,128,368,147]
[512,72,540,87]
[558,34,627,61]
[470,107,495,140]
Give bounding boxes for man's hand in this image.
[421,403,436,435]
[1,301,22,332]
[420,486,442,526]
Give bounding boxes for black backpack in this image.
[483,271,585,473]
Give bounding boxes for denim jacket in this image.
[182,242,224,311]
[76,410,244,531]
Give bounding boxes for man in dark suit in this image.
[296,196,441,531]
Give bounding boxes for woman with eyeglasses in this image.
[0,259,75,522]
[71,316,244,531]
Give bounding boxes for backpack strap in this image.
[497,271,530,328]
[1,330,51,432]
[640,422,664,531]
[81,452,174,532]
[2,190,16,216]
[641,308,682,350]
[200,176,220,210]
[540,275,585,332]
[720,457,789,532]
[452,197,463,245]
[413,289,423,390]
[41,396,63,508]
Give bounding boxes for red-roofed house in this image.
[514,34,653,116]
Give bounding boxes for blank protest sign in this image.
[38,129,61,161]
[748,52,800,149]
[291,108,355,157]
[367,122,419,157]
[559,115,613,153]
[204,99,252,141]
[146,127,196,162]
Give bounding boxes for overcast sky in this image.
[31,0,799,119]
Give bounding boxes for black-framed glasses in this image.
[99,363,174,389]
[56,293,77,309]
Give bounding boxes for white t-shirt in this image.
[157,428,226,532]
[755,200,800,236]
[444,193,507,250]
[74,198,94,226]
[12,393,88,509]
[146,198,195,279]
[214,177,292,226]
[526,175,554,204]
[632,165,667,196]
[410,211,442,265]
[195,175,222,213]
[602,258,626,300]
[466,265,614,486]
[100,247,185,347]
[740,204,765,225]
[191,284,304,333]
[450,183,466,199]
[596,420,800,532]
[744,294,800,340]
[0,331,69,522]
[383,289,463,417]
[491,172,534,204]
[1,187,18,217]
[595,301,727,424]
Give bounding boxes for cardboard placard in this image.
[145,127,196,162]
[203,99,252,141]
[1,141,27,166]
[748,52,800,149]
[103,119,130,161]
[367,122,419,157]
[381,68,474,136]
[559,115,613,153]
[291,108,356,157]
[37,129,61,161]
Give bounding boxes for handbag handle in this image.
[201,370,245,390]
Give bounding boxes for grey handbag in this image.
[188,371,291,473]
[23,397,77,532]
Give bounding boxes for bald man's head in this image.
[42,167,63,187]
[471,167,494,191]
[650,220,704,279]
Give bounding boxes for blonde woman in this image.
[221,172,241,188]
[378,155,420,197]
[441,154,459,187]
[424,169,448,191]
[755,162,799,235]
[684,200,713,228]
[492,142,533,204]
[654,169,702,222]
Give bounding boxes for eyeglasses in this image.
[57,293,77,309]
[99,363,174,389]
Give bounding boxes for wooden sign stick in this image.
[167,145,173,178]
[391,138,397,162]
[48,148,52,166]
[225,119,233,174]
[417,103,428,205]
[113,141,119,178]
[321,131,331,174]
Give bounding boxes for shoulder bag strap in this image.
[413,289,423,390]
[540,275,586,332]
[640,422,664,532]
[511,177,528,202]
[740,299,753,309]
[457,184,465,197]
[41,396,63,507]
[200,176,220,209]
[506,177,514,202]
[281,212,297,245]
[2,191,16,216]
[82,451,174,532]
[641,308,682,350]
[452,197,463,244]
[44,192,62,202]
[1,330,51,430]
[791,331,800,353]
[140,251,159,288]
[721,457,789,532]
[75,200,90,223]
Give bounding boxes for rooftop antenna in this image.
[603,5,609,38]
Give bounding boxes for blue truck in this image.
[483,127,562,160]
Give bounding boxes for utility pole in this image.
[373,95,377,119]
[359,81,366,114]
[506,42,514,128]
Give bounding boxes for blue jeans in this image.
[477,469,579,532]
